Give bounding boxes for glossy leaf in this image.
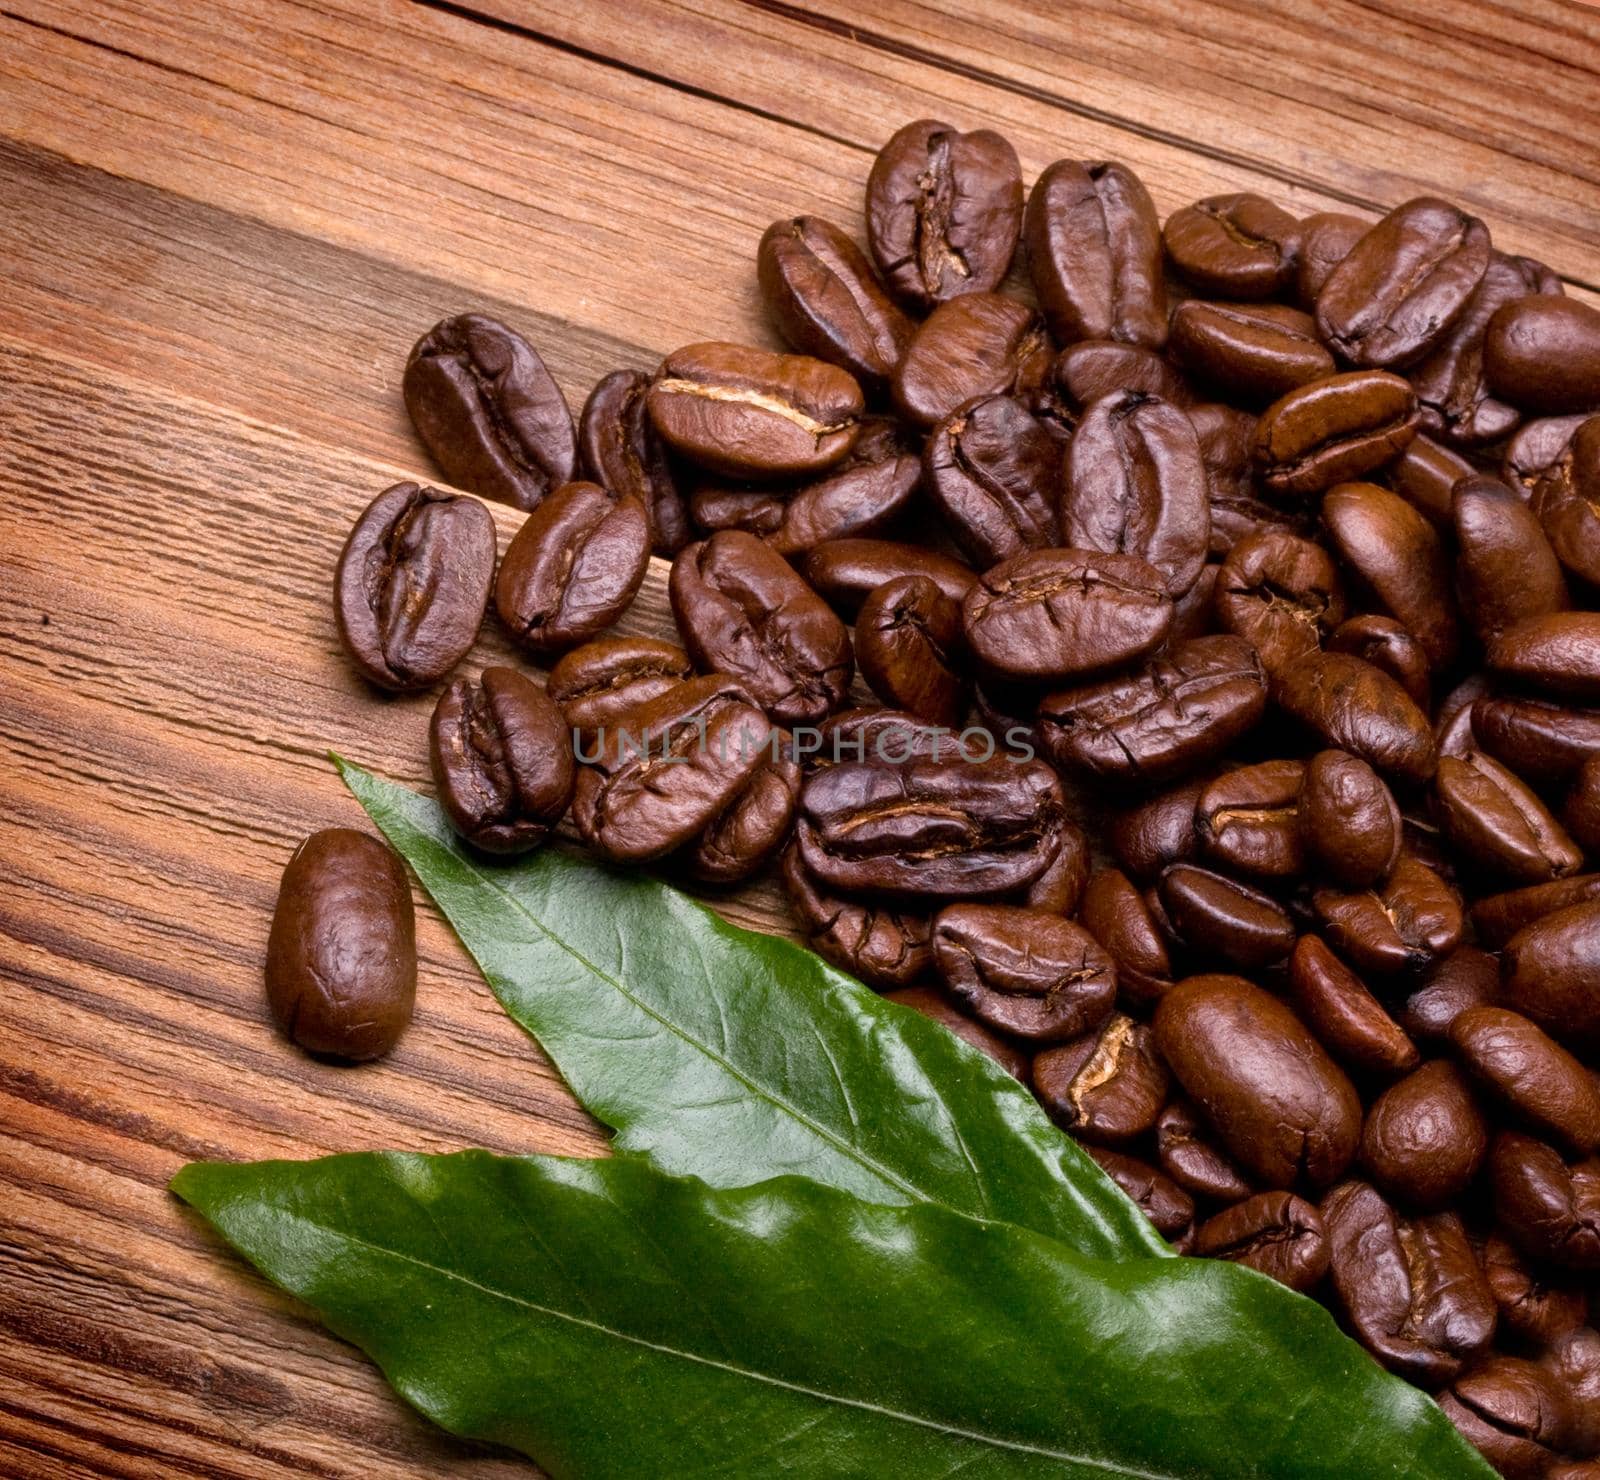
[338,759,1167,1261]
[174,1151,1493,1479]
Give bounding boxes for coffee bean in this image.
[765,417,925,558]
[1434,750,1583,883]
[1020,823,1092,916]
[866,120,1023,311]
[1313,854,1464,976]
[1082,1146,1195,1242]
[1033,1011,1169,1144]
[1401,947,1500,1046]
[855,575,966,727]
[1157,863,1296,969]
[1327,616,1431,709]
[334,482,495,693]
[1485,295,1600,415]
[1271,650,1437,785]
[1163,193,1302,299]
[403,313,576,511]
[1472,694,1600,785]
[1023,159,1166,347]
[1438,1354,1581,1479]
[1194,1191,1330,1291]
[807,707,960,770]
[265,828,415,1061]
[1155,1096,1254,1204]
[1080,866,1175,1007]
[1387,433,1476,526]
[1532,413,1600,586]
[1298,748,1402,890]
[548,636,694,744]
[1454,474,1571,647]
[1539,1328,1600,1458]
[1294,211,1369,309]
[1360,1060,1486,1210]
[892,293,1050,429]
[685,745,801,885]
[579,368,691,554]
[882,985,1030,1079]
[1504,413,1591,496]
[781,844,931,991]
[1254,371,1420,497]
[1479,1232,1589,1349]
[802,537,977,619]
[1489,613,1600,704]
[1214,529,1346,673]
[1451,1007,1600,1157]
[429,667,574,855]
[1474,873,1600,950]
[1490,1131,1600,1272]
[1436,675,1491,761]
[1169,301,1334,405]
[1563,753,1600,854]
[1289,934,1419,1079]
[1047,339,1190,422]
[1503,902,1600,1051]
[1108,775,1206,883]
[689,484,786,537]
[1195,759,1306,878]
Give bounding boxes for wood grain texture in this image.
[2,0,1598,1473]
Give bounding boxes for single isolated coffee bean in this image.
[403,313,577,511]
[1032,1011,1169,1144]
[1360,1060,1486,1210]
[1488,613,1600,704]
[802,538,977,619]
[1484,295,1600,416]
[1490,1131,1600,1272]
[547,635,694,746]
[1313,853,1464,976]
[1168,300,1334,406]
[881,985,1029,1080]
[579,369,691,554]
[1162,193,1302,300]
[1213,529,1346,673]
[334,482,496,693]
[1193,1191,1330,1292]
[685,745,801,885]
[892,293,1050,429]
[429,667,574,855]
[265,828,416,1061]
[1083,1147,1195,1243]
[493,481,650,657]
[1298,748,1402,891]
[855,575,967,728]
[1327,616,1431,710]
[1253,371,1420,498]
[1289,934,1419,1080]
[1155,1096,1253,1204]
[865,119,1023,312]
[782,845,931,991]
[1532,413,1600,586]
[1271,650,1437,786]
[1157,862,1296,969]
[1195,759,1306,879]
[1433,750,1583,884]
[1453,474,1570,647]
[1450,1006,1600,1158]
[1079,866,1175,1007]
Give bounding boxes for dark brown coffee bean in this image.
[882,985,1029,1080]
[1033,1012,1169,1144]
[1169,301,1334,406]
[1290,934,1419,1079]
[796,755,1066,903]
[1061,391,1210,597]
[1504,902,1600,1051]
[1083,1147,1195,1242]
[1254,371,1421,497]
[1156,1097,1254,1204]
[1473,695,1600,786]
[1490,1131,1600,1272]
[1361,1061,1486,1210]
[1108,775,1206,883]
[1163,193,1301,299]
[1475,874,1600,950]
[689,484,786,537]
[1039,635,1268,784]
[1564,753,1600,855]
[1504,414,1591,497]
[1314,854,1464,976]
[1317,198,1491,369]
[806,709,966,771]
[579,369,691,554]
[1213,530,1345,673]
[1080,867,1175,1008]
[1438,1354,1581,1479]
[866,120,1023,312]
[1298,748,1403,890]
[1294,211,1370,309]
[932,905,1116,1043]
[1194,1191,1330,1291]
[1157,862,1295,969]
[1387,433,1476,526]
[757,215,914,395]
[1533,413,1600,586]
[1023,159,1166,347]
[1272,651,1437,785]
[671,531,853,726]
[781,845,931,991]
[334,483,495,693]
[1434,750,1583,883]
[265,828,415,1061]
[963,548,1174,683]
[403,313,576,511]
[1402,947,1500,1046]
[1437,675,1491,761]
[1155,974,1362,1188]
[801,538,976,619]
[855,575,966,727]
[1485,295,1600,415]
[1452,1006,1600,1157]
[648,342,864,479]
[1021,823,1091,916]
[429,667,574,855]
[1490,614,1600,704]
[494,481,649,657]
[1455,474,1571,647]
[685,746,801,885]
[1326,616,1431,710]
[1540,1328,1600,1457]
[892,293,1050,429]
[924,393,1060,566]
[764,418,924,557]
[1480,1233,1590,1349]
[1190,397,1260,497]
[1195,760,1305,878]
[1048,339,1190,421]
[1321,1180,1497,1386]
[1169,561,1219,643]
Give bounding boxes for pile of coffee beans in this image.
[289,120,1600,1473]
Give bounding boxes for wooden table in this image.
[1,2,1597,1473]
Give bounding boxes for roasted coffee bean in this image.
[1533,413,1600,586]
[1213,530,1345,673]
[1491,1131,1600,1272]
[795,755,1065,902]
[1194,1191,1330,1291]
[429,667,574,855]
[1540,1328,1600,1457]
[882,985,1029,1080]
[865,119,1023,312]
[1451,1007,1600,1157]
[1023,159,1166,347]
[1313,854,1464,976]
[962,548,1173,683]
[1157,863,1295,969]
[685,746,801,885]
[1253,371,1420,497]
[1168,301,1334,405]
[1061,391,1210,597]
[757,215,914,395]
[781,844,932,991]
[689,484,786,537]
[1388,433,1476,526]
[1475,874,1600,950]
[1480,1233,1589,1350]
[671,531,853,726]
[1327,616,1431,710]
[1289,934,1419,1079]
[923,393,1060,566]
[1434,750,1583,883]
[1489,613,1600,704]
[855,575,966,727]
[1322,481,1458,669]
[1191,397,1260,497]
[1154,974,1362,1188]
[648,342,863,479]
[1316,198,1491,369]
[1109,775,1206,882]
[1271,650,1437,785]
[334,482,495,693]
[1295,211,1370,309]
[1437,675,1492,761]
[1169,561,1220,643]
[1472,694,1600,785]
[1505,414,1591,497]
[1504,902,1600,1050]
[265,828,416,1061]
[1455,474,1571,647]
[932,905,1116,1043]
[494,481,650,656]
[764,418,924,557]
[403,313,576,511]
[1080,866,1176,1007]
[1485,295,1600,415]
[1438,1355,1580,1479]
[1163,193,1302,299]
[1298,748,1402,890]
[1033,1011,1168,1144]
[802,537,977,619]
[1048,339,1190,420]
[892,293,1050,429]
[1040,636,1267,784]
[1564,754,1600,855]
[1361,1061,1486,1210]
[1083,1147,1195,1242]
[1156,1096,1253,1204]
[1195,760,1305,878]
[1021,822,1091,916]
[1321,1180,1497,1386]
[579,369,691,554]
[1402,947,1500,1046]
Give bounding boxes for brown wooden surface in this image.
[1,2,1597,1474]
